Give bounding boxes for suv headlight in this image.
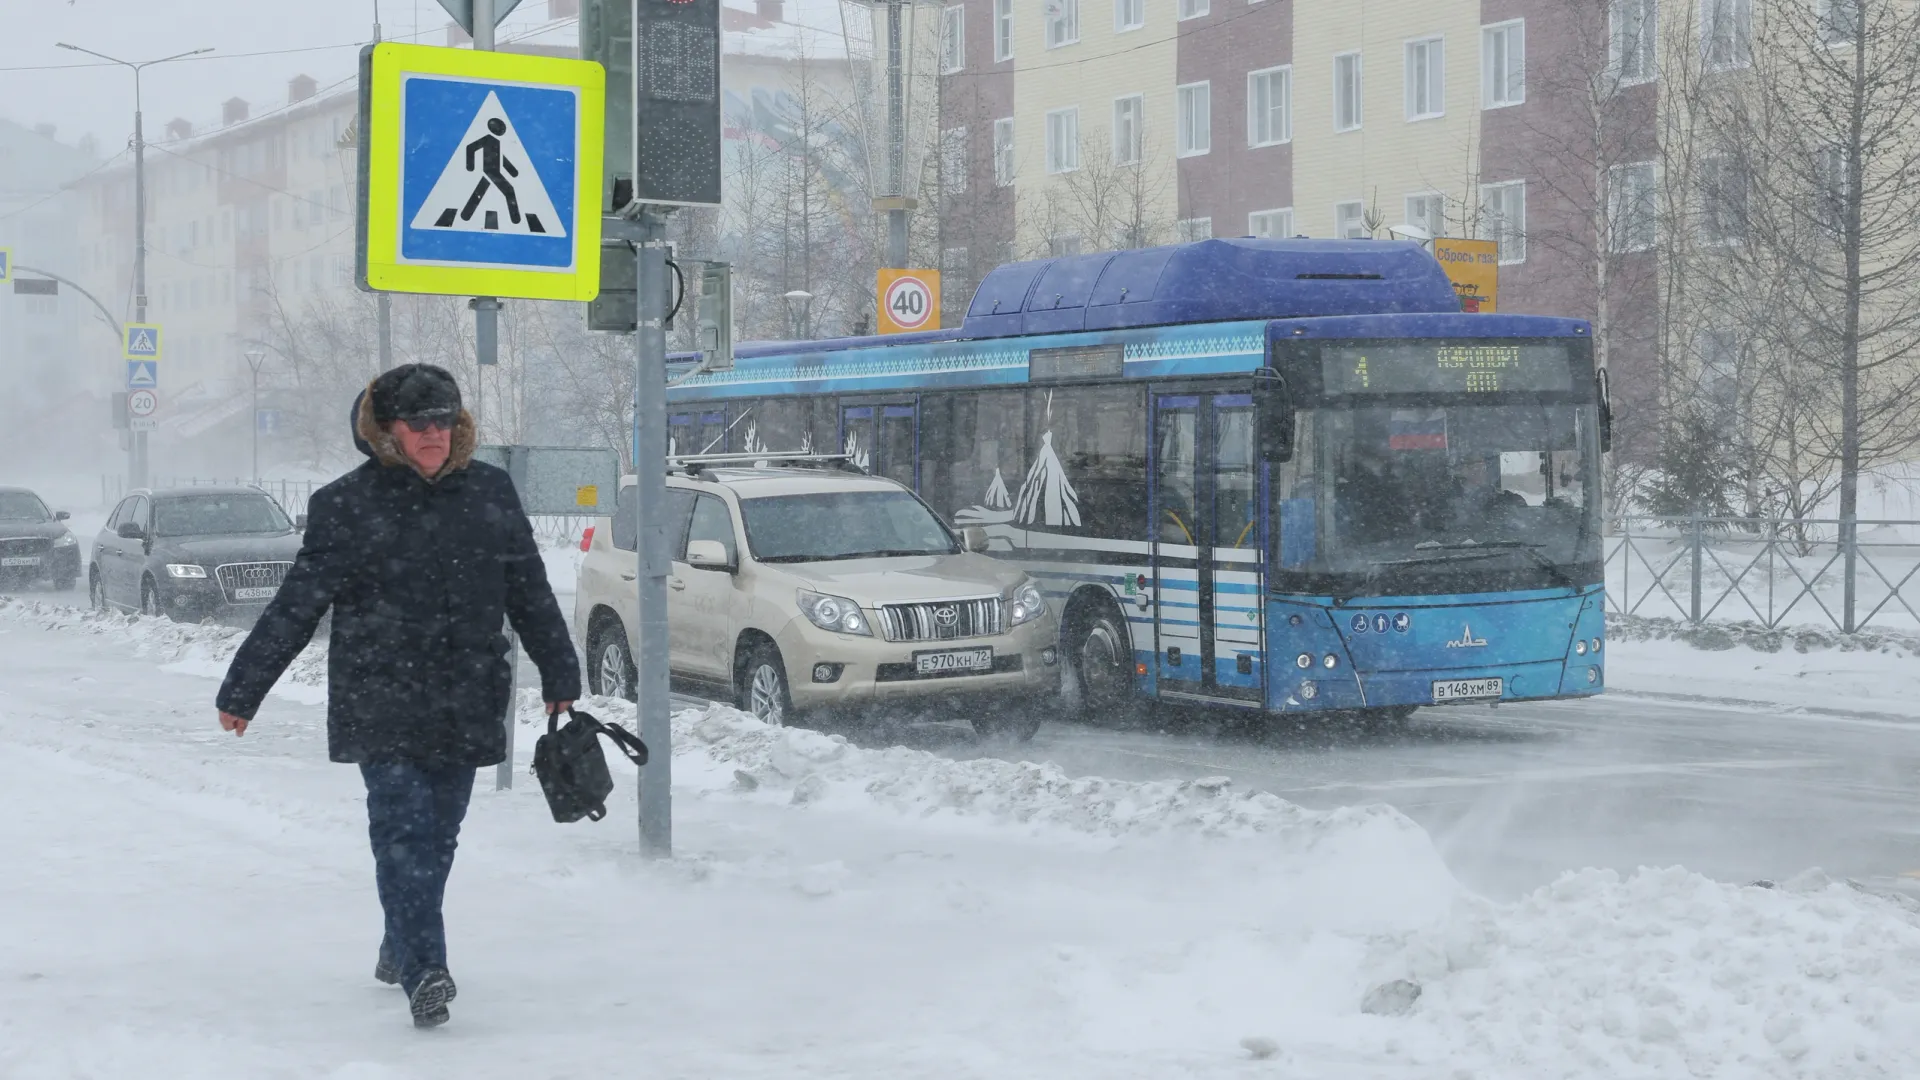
[797,590,871,636]
[53,533,77,548]
[165,563,208,579]
[1009,579,1047,626]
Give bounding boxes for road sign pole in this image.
[624,210,674,859]
[132,77,149,490]
[885,0,908,269]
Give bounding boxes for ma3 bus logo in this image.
[1445,624,1489,649]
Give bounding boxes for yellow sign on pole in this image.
[1431,238,1500,313]
[358,42,605,301]
[876,268,941,334]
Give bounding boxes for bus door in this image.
[840,401,919,489]
[669,408,730,457]
[1150,393,1265,704]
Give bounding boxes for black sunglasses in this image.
[401,416,454,433]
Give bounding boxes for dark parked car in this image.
[91,486,304,621]
[0,487,81,591]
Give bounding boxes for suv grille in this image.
[877,597,1003,642]
[215,561,292,602]
[0,537,52,559]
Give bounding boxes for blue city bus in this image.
[665,238,1607,720]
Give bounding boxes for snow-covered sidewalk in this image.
[1606,615,1920,720]
[3,599,1918,1079]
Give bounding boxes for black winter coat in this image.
[216,396,580,767]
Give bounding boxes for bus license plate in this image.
[915,647,993,675]
[1,556,41,567]
[234,586,278,601]
[1432,677,1502,703]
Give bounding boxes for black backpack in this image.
[532,707,649,823]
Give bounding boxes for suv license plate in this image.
[914,647,993,675]
[1432,677,1502,703]
[234,586,278,601]
[1,556,41,567]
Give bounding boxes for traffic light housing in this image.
[583,0,723,212]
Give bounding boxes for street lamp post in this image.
[783,290,814,340]
[55,41,215,489]
[245,348,267,484]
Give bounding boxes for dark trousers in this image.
[361,762,476,994]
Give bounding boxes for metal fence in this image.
[1606,516,1920,634]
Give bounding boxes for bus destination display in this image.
[1322,343,1574,394]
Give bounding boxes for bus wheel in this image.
[1358,705,1419,734]
[1070,604,1136,718]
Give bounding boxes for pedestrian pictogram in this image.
[410,93,566,238]
[124,323,163,359]
[126,360,158,390]
[356,42,605,302]
[877,269,940,335]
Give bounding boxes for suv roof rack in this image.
[666,452,866,477]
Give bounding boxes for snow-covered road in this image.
[5,597,1920,1077]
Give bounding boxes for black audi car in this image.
[91,486,305,622]
[0,487,82,591]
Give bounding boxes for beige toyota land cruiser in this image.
[574,456,1061,740]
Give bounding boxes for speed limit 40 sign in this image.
[876,268,941,335]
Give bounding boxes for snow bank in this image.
[0,598,328,703]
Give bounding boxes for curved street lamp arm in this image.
[16,264,124,342]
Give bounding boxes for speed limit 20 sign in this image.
[876,268,941,335]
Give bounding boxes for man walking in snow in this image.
[214,364,579,1029]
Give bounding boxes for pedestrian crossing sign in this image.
[357,42,604,301]
[124,323,162,360]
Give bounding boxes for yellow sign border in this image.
[876,268,941,335]
[123,323,163,360]
[361,42,604,301]
[0,247,11,283]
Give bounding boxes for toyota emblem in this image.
[934,606,958,627]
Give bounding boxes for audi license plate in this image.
[914,647,993,675]
[0,556,41,567]
[233,586,278,601]
[1432,677,1502,703]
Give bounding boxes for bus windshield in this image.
[1273,401,1601,593]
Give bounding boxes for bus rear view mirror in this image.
[1253,373,1296,463]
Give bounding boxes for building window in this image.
[1609,0,1657,84]
[941,126,969,194]
[1115,0,1143,33]
[1046,107,1081,174]
[1405,192,1447,238]
[1480,181,1527,263]
[1699,154,1748,244]
[942,6,966,73]
[1700,0,1751,69]
[1816,144,1852,235]
[1247,65,1291,147]
[1176,82,1211,157]
[1607,163,1658,252]
[993,117,1016,185]
[1334,52,1363,132]
[1249,208,1293,238]
[1050,233,1083,256]
[1175,217,1213,242]
[1819,0,1862,46]
[1482,20,1525,108]
[1045,0,1078,49]
[994,0,1014,61]
[1335,200,1367,239]
[1112,222,1151,248]
[1112,94,1144,165]
[1178,0,1208,20]
[1405,36,1445,121]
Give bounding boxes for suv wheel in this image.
[971,701,1042,742]
[740,646,793,727]
[588,620,636,701]
[140,577,164,619]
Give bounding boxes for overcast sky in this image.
[1,1,573,155]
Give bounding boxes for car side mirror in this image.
[117,521,145,541]
[685,539,735,572]
[1253,370,1295,463]
[295,513,308,530]
[55,510,70,521]
[960,526,990,553]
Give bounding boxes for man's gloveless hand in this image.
[219,712,250,736]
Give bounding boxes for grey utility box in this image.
[473,444,620,516]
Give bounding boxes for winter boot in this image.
[375,951,400,987]
[408,968,457,1028]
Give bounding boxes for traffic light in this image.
[583,0,723,212]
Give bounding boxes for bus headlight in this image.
[1591,637,1602,653]
[1322,653,1339,669]
[1299,680,1318,700]
[1587,667,1600,684]
[1574,639,1588,655]
[1295,653,1314,669]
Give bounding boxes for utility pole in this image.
[374,2,394,372]
[245,348,267,483]
[628,211,673,857]
[885,0,908,269]
[57,42,214,490]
